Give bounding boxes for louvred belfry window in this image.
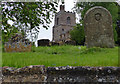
[67,17,71,24]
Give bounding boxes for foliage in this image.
[2,45,118,68]
[116,5,120,45]
[2,2,58,43]
[70,24,85,45]
[73,2,119,42]
[74,2,118,23]
[0,2,2,25]
[113,24,118,42]
[2,25,19,43]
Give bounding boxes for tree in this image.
[116,4,120,45]
[2,2,58,43]
[72,2,119,43]
[70,24,85,45]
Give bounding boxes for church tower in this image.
[52,3,76,42]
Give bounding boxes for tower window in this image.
[57,18,59,25]
[60,35,62,39]
[62,29,64,34]
[67,17,71,24]
[64,34,65,37]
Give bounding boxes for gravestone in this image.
[65,40,76,45]
[84,6,115,48]
[50,42,59,46]
[38,39,50,46]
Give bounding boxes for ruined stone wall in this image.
[4,33,32,52]
[2,66,120,83]
[4,42,31,52]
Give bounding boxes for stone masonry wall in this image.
[2,65,120,83]
[4,33,32,52]
[4,42,31,52]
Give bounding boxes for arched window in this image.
[62,29,64,34]
[57,18,59,25]
[67,17,71,24]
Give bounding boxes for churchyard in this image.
[1,2,120,83]
[2,5,119,68]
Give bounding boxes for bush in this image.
[113,24,118,42]
[70,24,85,45]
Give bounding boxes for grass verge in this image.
[2,45,118,68]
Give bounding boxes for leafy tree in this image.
[70,24,85,45]
[72,2,119,43]
[2,2,58,43]
[116,4,120,45]
[74,2,118,23]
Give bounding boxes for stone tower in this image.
[52,3,76,42]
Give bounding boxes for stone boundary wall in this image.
[4,42,31,52]
[2,65,120,83]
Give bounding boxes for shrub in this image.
[70,24,85,45]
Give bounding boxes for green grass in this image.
[2,45,119,68]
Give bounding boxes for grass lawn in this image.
[2,45,119,68]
